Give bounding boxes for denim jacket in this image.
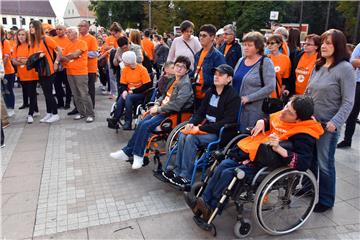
[191,46,226,93]
[219,40,242,68]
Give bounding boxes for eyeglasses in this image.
[224,32,234,36]
[199,33,210,38]
[174,63,187,70]
[267,41,278,45]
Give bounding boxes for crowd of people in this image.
[1,18,359,229]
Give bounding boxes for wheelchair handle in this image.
[235,167,245,180]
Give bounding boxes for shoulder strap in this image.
[259,56,265,87]
[183,40,195,56]
[42,37,55,62]
[193,49,205,83]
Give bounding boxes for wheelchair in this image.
[188,134,318,238]
[107,87,157,132]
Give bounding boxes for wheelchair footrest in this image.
[153,170,169,183]
[193,215,216,234]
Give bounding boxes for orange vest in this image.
[237,111,324,161]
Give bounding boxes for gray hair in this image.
[274,27,289,41]
[66,26,79,36]
[223,24,236,34]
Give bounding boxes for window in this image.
[48,19,52,24]
[72,9,74,14]
[68,9,70,14]
[12,18,16,25]
[21,17,25,25]
[39,19,43,23]
[2,17,7,25]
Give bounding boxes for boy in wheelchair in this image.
[162,64,241,188]
[107,51,152,130]
[110,56,194,169]
[186,95,324,223]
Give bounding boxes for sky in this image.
[49,0,70,20]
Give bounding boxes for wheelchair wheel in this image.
[253,168,317,235]
[165,121,188,156]
[222,134,249,157]
[233,218,252,238]
[190,181,204,198]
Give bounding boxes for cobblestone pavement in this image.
[1,85,359,239]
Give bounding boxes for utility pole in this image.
[325,1,331,31]
[148,0,152,29]
[354,1,360,43]
[299,0,304,29]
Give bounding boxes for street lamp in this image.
[148,0,152,28]
[108,9,112,26]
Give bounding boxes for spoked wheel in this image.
[233,218,252,238]
[164,121,188,166]
[253,169,318,235]
[222,134,249,157]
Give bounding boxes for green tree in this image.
[337,1,359,42]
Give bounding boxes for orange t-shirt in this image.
[120,64,150,90]
[29,36,58,75]
[79,34,98,73]
[141,37,154,61]
[12,43,38,81]
[195,49,209,99]
[105,35,118,49]
[2,40,15,74]
[9,39,16,53]
[295,53,317,95]
[53,36,71,69]
[224,44,232,56]
[62,39,88,76]
[269,53,291,98]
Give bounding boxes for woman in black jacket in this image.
[163,64,241,188]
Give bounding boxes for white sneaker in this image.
[110,150,129,161]
[33,111,40,117]
[132,155,144,169]
[74,114,85,120]
[46,114,60,123]
[40,113,52,123]
[27,115,34,124]
[7,109,15,117]
[86,116,94,123]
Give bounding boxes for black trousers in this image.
[39,75,58,114]
[20,80,29,106]
[54,70,72,106]
[22,80,38,116]
[88,73,96,108]
[344,82,360,144]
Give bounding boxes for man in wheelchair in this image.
[107,51,152,130]
[110,56,194,169]
[162,64,241,188]
[186,95,324,222]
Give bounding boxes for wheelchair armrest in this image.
[223,123,241,130]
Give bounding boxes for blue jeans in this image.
[202,159,258,210]
[1,74,15,109]
[122,113,167,157]
[316,130,340,207]
[174,133,218,180]
[114,93,144,123]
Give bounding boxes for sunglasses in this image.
[267,41,278,45]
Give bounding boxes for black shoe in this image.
[57,103,64,109]
[67,108,79,115]
[170,176,191,188]
[337,140,351,148]
[162,170,176,181]
[122,121,132,130]
[64,104,71,109]
[18,104,29,109]
[184,192,197,210]
[313,203,332,213]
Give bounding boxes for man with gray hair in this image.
[55,27,95,123]
[219,24,242,68]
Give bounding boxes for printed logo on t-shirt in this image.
[297,74,305,83]
[274,66,281,72]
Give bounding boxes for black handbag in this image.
[259,57,284,114]
[253,141,293,168]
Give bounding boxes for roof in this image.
[65,0,95,18]
[0,0,56,18]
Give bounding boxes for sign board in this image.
[270,11,279,20]
[173,26,181,36]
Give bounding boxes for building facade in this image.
[63,0,95,27]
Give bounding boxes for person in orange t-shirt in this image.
[97,37,110,92]
[1,26,16,115]
[79,20,98,108]
[57,27,94,122]
[141,29,155,61]
[29,20,62,123]
[12,29,39,123]
[53,25,72,109]
[267,34,291,99]
[107,51,151,130]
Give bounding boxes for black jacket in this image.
[287,50,305,95]
[219,40,242,68]
[27,52,51,78]
[190,85,240,135]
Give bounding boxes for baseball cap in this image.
[212,64,234,77]
[216,28,224,36]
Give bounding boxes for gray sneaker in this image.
[86,116,94,123]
